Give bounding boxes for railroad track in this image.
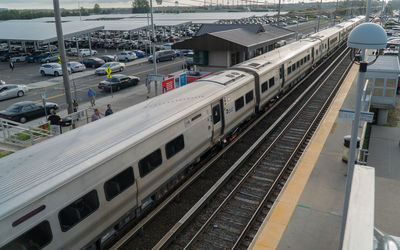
[109,45,353,250]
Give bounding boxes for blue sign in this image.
[180,73,187,87]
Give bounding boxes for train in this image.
[0,16,364,250]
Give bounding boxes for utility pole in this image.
[277,0,281,24]
[317,0,322,32]
[53,0,73,114]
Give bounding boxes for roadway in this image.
[0,59,186,111]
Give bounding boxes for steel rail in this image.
[183,48,352,250]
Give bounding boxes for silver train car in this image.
[0,16,364,250]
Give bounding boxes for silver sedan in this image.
[0,84,28,101]
[95,62,125,75]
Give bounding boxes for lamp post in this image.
[339,23,387,250]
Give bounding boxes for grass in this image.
[0,150,13,158]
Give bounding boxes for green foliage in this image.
[132,0,150,13]
[0,151,13,158]
[94,3,102,14]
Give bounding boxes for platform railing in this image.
[0,118,51,147]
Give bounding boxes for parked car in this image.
[148,50,176,63]
[0,52,10,62]
[114,51,137,62]
[0,84,28,101]
[79,49,97,57]
[40,54,59,63]
[67,61,86,73]
[99,55,118,62]
[132,50,146,58]
[81,58,105,68]
[26,52,48,63]
[67,48,78,56]
[167,36,180,42]
[40,63,70,76]
[10,54,28,63]
[98,74,140,92]
[95,62,125,75]
[161,43,174,50]
[0,101,59,123]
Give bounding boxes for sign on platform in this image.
[58,56,61,64]
[338,109,374,123]
[147,74,164,82]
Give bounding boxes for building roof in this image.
[195,24,264,36]
[0,21,104,43]
[210,26,293,48]
[173,24,294,51]
[366,55,400,73]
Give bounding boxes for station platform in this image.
[251,64,400,249]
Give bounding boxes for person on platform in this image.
[91,108,101,122]
[73,99,79,112]
[48,110,62,136]
[88,88,96,107]
[105,104,113,116]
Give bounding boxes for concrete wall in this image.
[209,50,229,67]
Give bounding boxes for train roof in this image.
[0,70,253,220]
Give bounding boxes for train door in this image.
[211,100,224,142]
[311,47,315,64]
[280,64,285,89]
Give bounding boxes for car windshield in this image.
[6,104,22,112]
[102,63,111,67]
[106,78,119,83]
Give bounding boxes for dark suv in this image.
[148,50,176,63]
[98,74,140,92]
[81,58,105,68]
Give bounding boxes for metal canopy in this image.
[0,21,104,43]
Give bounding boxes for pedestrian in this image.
[91,108,101,122]
[105,104,113,116]
[48,110,62,136]
[9,61,14,71]
[88,88,96,107]
[73,99,79,112]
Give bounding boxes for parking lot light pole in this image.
[150,0,158,95]
[53,0,73,114]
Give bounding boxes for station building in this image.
[172,23,294,68]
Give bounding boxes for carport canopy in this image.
[0,21,104,44]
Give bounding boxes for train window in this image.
[279,66,284,79]
[287,67,291,75]
[104,167,135,201]
[269,77,275,88]
[138,149,163,177]
[307,55,310,61]
[292,64,295,72]
[297,61,300,68]
[316,50,318,56]
[300,59,303,65]
[2,221,52,249]
[212,105,221,124]
[261,82,268,92]
[245,91,254,103]
[166,135,185,159]
[235,96,244,111]
[59,190,99,232]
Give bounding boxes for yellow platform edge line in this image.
[250,64,359,250]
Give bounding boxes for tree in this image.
[94,3,102,14]
[132,0,150,13]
